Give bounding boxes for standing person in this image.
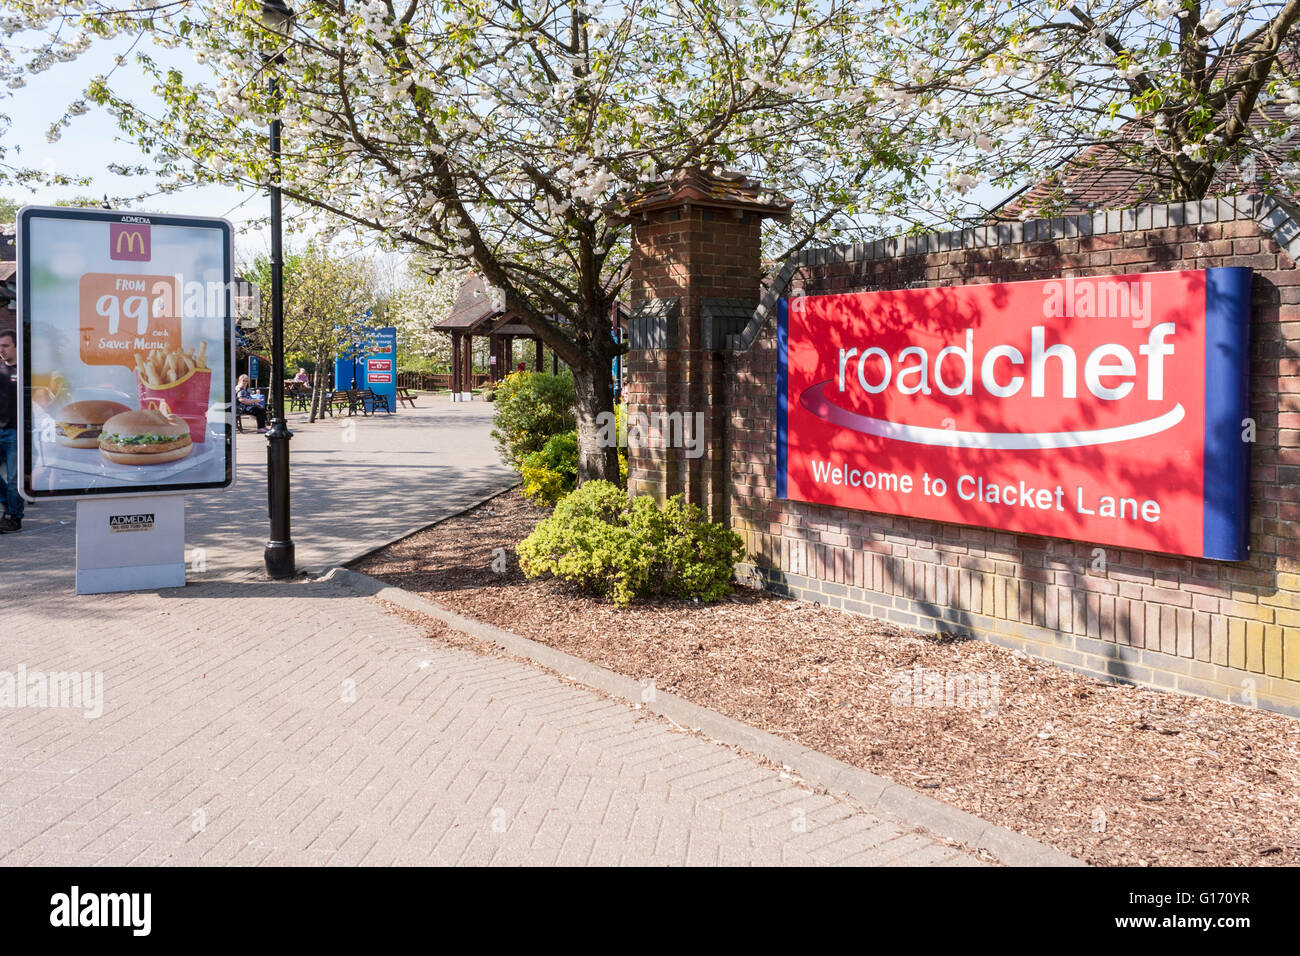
[0,329,23,533]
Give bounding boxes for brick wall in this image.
[723,199,1300,717]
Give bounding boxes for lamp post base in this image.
[264,420,294,579]
[264,539,296,579]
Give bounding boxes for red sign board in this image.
[368,372,392,384]
[108,221,151,261]
[367,358,391,372]
[778,268,1251,560]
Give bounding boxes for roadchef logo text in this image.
[109,513,154,532]
[807,278,1176,451]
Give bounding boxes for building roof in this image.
[437,274,543,336]
[437,274,504,331]
[606,167,793,222]
[996,73,1300,219]
[438,274,630,336]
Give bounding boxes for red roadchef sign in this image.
[778,268,1252,560]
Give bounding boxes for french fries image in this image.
[133,342,211,388]
[31,371,69,410]
[133,341,213,446]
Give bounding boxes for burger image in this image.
[54,399,131,448]
[98,408,194,465]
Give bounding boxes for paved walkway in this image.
[0,398,986,865]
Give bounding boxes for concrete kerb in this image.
[168,481,522,586]
[319,480,522,576]
[324,565,1085,868]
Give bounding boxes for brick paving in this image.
[0,400,986,865]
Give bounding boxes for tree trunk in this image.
[571,355,620,484]
[309,357,326,423]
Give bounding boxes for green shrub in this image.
[517,480,743,606]
[519,430,579,506]
[490,370,576,466]
[520,429,628,505]
[483,389,496,402]
[654,495,747,602]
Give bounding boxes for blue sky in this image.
[3,35,271,260]
[3,23,1018,264]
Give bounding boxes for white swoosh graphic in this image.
[798,381,1186,450]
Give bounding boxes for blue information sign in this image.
[334,325,397,412]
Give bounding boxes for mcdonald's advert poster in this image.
[777,268,1253,561]
[16,206,235,499]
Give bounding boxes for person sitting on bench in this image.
[236,374,267,431]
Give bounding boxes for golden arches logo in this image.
[109,222,150,260]
[115,230,145,255]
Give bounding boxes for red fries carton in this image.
[138,367,212,443]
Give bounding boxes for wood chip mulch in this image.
[355,488,1300,867]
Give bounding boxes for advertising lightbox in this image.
[778,268,1252,560]
[17,206,236,499]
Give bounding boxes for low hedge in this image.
[517,480,743,606]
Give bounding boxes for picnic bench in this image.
[357,388,392,414]
[286,382,311,413]
[321,388,391,416]
[396,387,417,408]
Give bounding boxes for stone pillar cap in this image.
[606,167,792,223]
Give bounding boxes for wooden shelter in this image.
[436,275,546,399]
[437,274,633,400]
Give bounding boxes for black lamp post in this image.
[262,0,295,579]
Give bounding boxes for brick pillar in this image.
[618,170,789,521]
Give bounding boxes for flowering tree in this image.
[243,243,377,420]
[12,3,1290,474]
[381,265,458,370]
[0,0,937,481]
[868,0,1300,216]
